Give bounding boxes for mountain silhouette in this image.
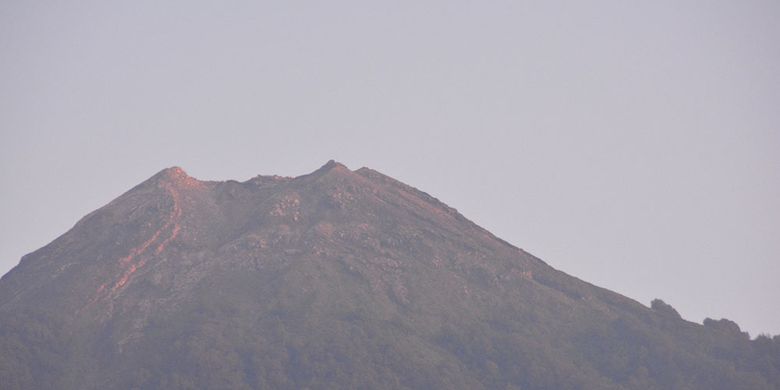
[1,161,778,389]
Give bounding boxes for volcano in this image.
[0,161,778,389]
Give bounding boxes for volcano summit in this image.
[0,161,777,389]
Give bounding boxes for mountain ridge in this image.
[0,161,778,389]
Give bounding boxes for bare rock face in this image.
[0,161,778,389]
[650,298,681,319]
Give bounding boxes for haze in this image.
[1,1,778,336]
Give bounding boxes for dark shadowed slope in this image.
[1,161,778,389]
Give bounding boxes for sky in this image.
[1,1,778,335]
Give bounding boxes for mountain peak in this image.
[151,166,202,189]
[294,159,355,183]
[1,162,777,389]
[156,166,189,179]
[314,159,350,174]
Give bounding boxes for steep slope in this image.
[0,161,778,389]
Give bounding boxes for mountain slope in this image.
[1,161,778,389]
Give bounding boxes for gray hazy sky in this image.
[1,1,778,335]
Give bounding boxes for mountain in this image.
[1,161,778,389]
